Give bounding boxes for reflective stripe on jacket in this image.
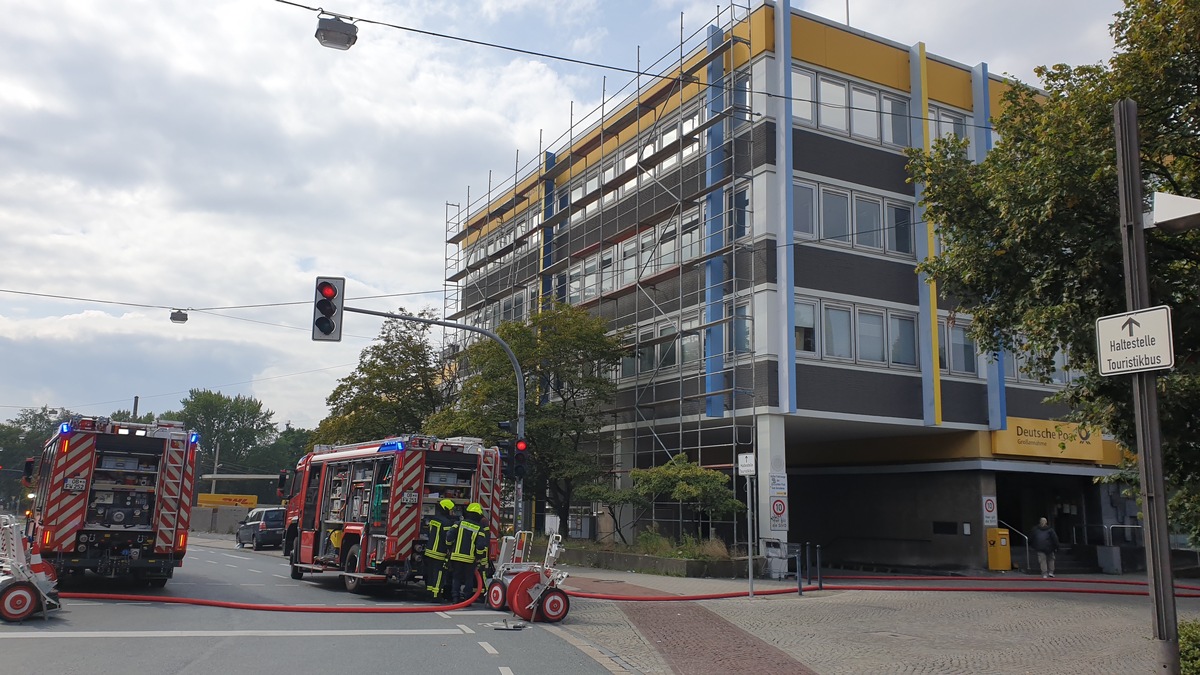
[424,513,453,561]
[449,520,483,563]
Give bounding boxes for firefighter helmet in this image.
[466,502,483,516]
[439,498,455,511]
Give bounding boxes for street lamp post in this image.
[1113,98,1200,675]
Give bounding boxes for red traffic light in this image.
[317,281,339,300]
[515,439,528,452]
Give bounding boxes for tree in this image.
[312,308,447,446]
[1,407,76,507]
[630,454,743,539]
[109,409,157,424]
[174,389,278,488]
[426,302,626,536]
[908,1,1200,536]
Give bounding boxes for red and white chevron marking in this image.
[176,441,196,541]
[154,438,185,551]
[386,450,424,560]
[478,450,500,536]
[44,434,95,551]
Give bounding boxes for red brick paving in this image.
[566,577,817,674]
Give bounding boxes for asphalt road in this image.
[1,540,609,675]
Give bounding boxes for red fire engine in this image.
[24,416,199,586]
[280,434,502,593]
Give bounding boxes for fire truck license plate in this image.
[400,491,419,505]
[64,478,86,491]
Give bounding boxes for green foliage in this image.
[1182,619,1200,675]
[313,308,447,446]
[908,0,1200,539]
[631,454,744,519]
[426,302,626,536]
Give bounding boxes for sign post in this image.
[737,453,755,597]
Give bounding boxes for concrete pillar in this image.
[754,413,789,553]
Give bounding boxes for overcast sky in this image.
[0,0,1124,431]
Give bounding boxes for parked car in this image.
[235,507,286,550]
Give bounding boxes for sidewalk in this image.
[186,533,1199,673]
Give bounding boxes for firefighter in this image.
[445,502,489,603]
[422,498,455,599]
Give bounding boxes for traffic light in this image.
[496,439,514,476]
[512,438,528,479]
[312,276,346,341]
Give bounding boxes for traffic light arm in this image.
[343,306,526,440]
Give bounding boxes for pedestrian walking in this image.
[1032,516,1060,578]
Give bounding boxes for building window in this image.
[731,187,750,239]
[681,212,701,261]
[792,68,815,124]
[821,189,851,244]
[793,181,816,237]
[659,220,678,268]
[882,96,909,147]
[729,302,751,355]
[818,78,848,132]
[851,87,879,141]
[857,310,886,363]
[567,264,582,305]
[600,248,615,294]
[621,350,637,378]
[940,321,978,375]
[637,329,656,374]
[659,324,677,368]
[854,196,883,249]
[619,240,638,287]
[889,314,917,366]
[823,305,854,359]
[795,301,816,355]
[682,316,701,364]
[886,204,914,255]
[582,256,598,301]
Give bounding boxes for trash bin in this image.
[763,539,788,580]
[986,527,1011,571]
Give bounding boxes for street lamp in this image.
[315,16,357,50]
[170,309,189,324]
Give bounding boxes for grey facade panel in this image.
[793,127,913,196]
[794,246,919,305]
[795,362,922,419]
[941,379,989,425]
[1005,386,1071,420]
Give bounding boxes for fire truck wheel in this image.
[0,581,40,623]
[289,548,304,580]
[505,571,540,622]
[536,588,570,623]
[343,545,363,594]
[485,579,507,611]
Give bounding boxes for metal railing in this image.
[1071,523,1108,546]
[1105,523,1144,547]
[999,519,1031,572]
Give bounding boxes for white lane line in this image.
[206,560,218,565]
[225,564,237,568]
[273,584,300,587]
[171,582,196,585]
[238,584,266,587]
[436,611,452,619]
[0,629,465,639]
[222,553,252,560]
[451,610,499,615]
[272,574,290,580]
[336,603,371,607]
[479,642,498,655]
[247,569,262,574]
[458,624,475,634]
[499,668,515,675]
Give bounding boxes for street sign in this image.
[1095,305,1174,376]
[737,453,755,476]
[982,495,997,528]
[769,472,788,532]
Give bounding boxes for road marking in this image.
[274,584,300,587]
[0,629,466,639]
[436,611,452,618]
[222,553,252,560]
[336,603,371,607]
[458,624,475,634]
[225,564,237,568]
[479,641,498,655]
[206,560,218,565]
[248,569,262,574]
[238,583,266,587]
[171,582,196,585]
[272,574,291,580]
[500,668,515,675]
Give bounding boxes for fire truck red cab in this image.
[26,416,199,586]
[281,434,502,593]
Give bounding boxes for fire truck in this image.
[280,434,502,593]
[24,416,199,586]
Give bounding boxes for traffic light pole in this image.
[343,306,528,527]
[343,306,526,440]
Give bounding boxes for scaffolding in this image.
[444,2,765,545]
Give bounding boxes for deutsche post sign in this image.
[991,417,1102,462]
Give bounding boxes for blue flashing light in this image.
[59,422,72,435]
[378,440,405,453]
[189,432,200,445]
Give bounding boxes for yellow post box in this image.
[986,527,1011,571]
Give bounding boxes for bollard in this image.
[805,541,812,585]
[816,544,823,590]
[796,552,803,596]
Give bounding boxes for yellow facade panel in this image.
[790,16,908,91]
[926,58,973,111]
